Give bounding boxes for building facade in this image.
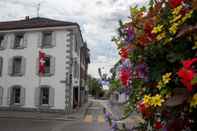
[0,17,87,113]
[79,42,90,106]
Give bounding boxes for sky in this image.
[0,0,148,78]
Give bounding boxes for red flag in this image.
[39,50,46,75]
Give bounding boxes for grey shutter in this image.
[49,87,55,107]
[2,35,8,49]
[51,31,56,47]
[35,87,40,106]
[50,56,55,75]
[37,32,43,47]
[20,87,25,106]
[0,87,3,105]
[21,57,26,76]
[10,34,15,49]
[36,57,39,75]
[23,33,28,48]
[0,57,3,76]
[8,57,13,76]
[7,87,11,105]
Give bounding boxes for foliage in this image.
[87,77,103,97]
[112,0,197,130]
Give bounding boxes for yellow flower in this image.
[169,23,178,35]
[156,81,163,89]
[170,15,182,23]
[152,25,164,34]
[143,94,165,107]
[164,37,173,45]
[150,94,165,107]
[181,10,193,23]
[156,32,166,41]
[143,95,152,105]
[190,93,197,108]
[162,72,172,84]
[172,5,183,16]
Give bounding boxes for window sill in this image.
[12,47,26,49]
[38,104,52,108]
[0,47,5,50]
[10,103,22,106]
[40,45,54,49]
[10,73,24,77]
[38,73,54,77]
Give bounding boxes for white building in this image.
[0,17,86,113]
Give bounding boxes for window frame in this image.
[13,33,25,49]
[11,86,21,105]
[0,57,3,76]
[38,55,55,77]
[41,32,53,48]
[40,87,50,105]
[0,35,5,49]
[12,56,22,76]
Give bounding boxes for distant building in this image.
[0,17,89,113]
[110,60,128,104]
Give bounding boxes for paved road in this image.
[0,101,109,131]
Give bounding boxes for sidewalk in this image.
[98,99,144,129]
[0,101,91,121]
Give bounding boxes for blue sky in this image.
[0,0,148,78]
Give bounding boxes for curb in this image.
[0,115,75,121]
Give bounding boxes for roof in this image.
[0,17,78,31]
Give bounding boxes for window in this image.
[0,57,2,76]
[12,87,21,104]
[38,55,55,76]
[44,56,50,74]
[14,34,24,48]
[9,56,26,76]
[8,86,25,106]
[0,35,4,48]
[35,86,54,107]
[13,57,22,75]
[42,32,52,47]
[40,87,49,105]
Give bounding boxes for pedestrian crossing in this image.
[83,114,105,124]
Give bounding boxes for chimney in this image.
[25,16,30,20]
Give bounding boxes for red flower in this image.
[119,68,130,86]
[119,48,128,59]
[177,58,197,91]
[169,0,184,8]
[182,58,197,69]
[137,101,152,118]
[154,120,163,129]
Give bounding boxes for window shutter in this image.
[23,33,28,48]
[50,56,55,75]
[8,57,13,76]
[51,32,56,47]
[0,87,3,105]
[10,34,15,49]
[7,87,11,105]
[37,32,43,48]
[49,87,55,107]
[21,57,26,76]
[36,57,39,75]
[0,58,3,76]
[20,87,25,106]
[2,35,8,49]
[35,87,40,106]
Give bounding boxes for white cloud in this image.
[0,0,147,78]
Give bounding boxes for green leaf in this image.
[191,76,197,85]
